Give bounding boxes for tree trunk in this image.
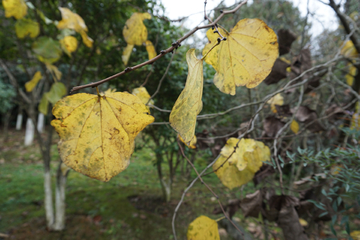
[53,162,69,230]
[2,111,11,142]
[16,112,23,130]
[44,168,54,229]
[24,117,34,146]
[156,152,172,202]
[37,113,45,133]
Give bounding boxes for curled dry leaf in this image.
[57,7,93,48]
[187,215,220,240]
[203,18,278,95]
[2,0,27,19]
[277,29,297,56]
[264,58,290,85]
[15,18,39,39]
[25,71,42,92]
[170,49,203,146]
[213,138,270,189]
[240,190,262,218]
[51,91,154,181]
[263,116,285,138]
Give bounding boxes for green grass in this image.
[0,130,238,240]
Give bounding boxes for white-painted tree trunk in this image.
[24,118,34,146]
[44,170,54,229]
[160,178,172,202]
[16,113,23,130]
[37,113,45,133]
[53,163,69,230]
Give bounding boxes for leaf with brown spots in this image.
[51,91,154,181]
[202,18,278,95]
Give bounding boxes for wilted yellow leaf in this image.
[290,120,299,134]
[45,63,62,81]
[32,37,62,64]
[15,18,39,38]
[60,36,78,56]
[213,138,270,189]
[341,40,358,58]
[170,49,203,146]
[131,86,153,110]
[25,71,42,92]
[2,0,27,19]
[51,91,154,181]
[46,82,67,104]
[122,44,134,66]
[346,64,357,86]
[187,215,220,240]
[350,230,360,240]
[57,7,93,48]
[267,93,283,113]
[145,40,157,60]
[203,19,278,95]
[178,134,197,149]
[123,12,151,46]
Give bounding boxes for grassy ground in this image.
[0,129,245,240]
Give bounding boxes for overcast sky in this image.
[160,0,340,38]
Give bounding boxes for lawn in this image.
[0,129,241,240]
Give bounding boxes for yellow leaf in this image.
[178,134,197,149]
[131,86,154,111]
[350,230,360,240]
[123,12,151,46]
[15,18,39,38]
[169,49,203,146]
[80,30,93,48]
[45,63,62,81]
[213,138,270,189]
[57,7,87,33]
[122,44,134,66]
[299,218,308,227]
[202,19,278,95]
[290,120,299,134]
[25,71,42,92]
[341,40,358,58]
[351,103,360,130]
[267,93,283,113]
[279,57,291,65]
[57,7,93,48]
[60,36,78,56]
[286,66,292,72]
[346,64,357,86]
[51,91,155,181]
[187,215,220,240]
[2,0,27,19]
[145,40,157,60]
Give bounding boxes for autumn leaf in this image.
[178,134,197,149]
[187,215,220,240]
[122,12,151,65]
[350,230,360,240]
[46,82,67,104]
[60,36,78,57]
[57,7,93,48]
[203,19,278,95]
[15,18,39,38]
[341,40,358,58]
[145,40,157,60]
[131,86,153,110]
[32,37,62,64]
[123,12,151,46]
[45,63,62,81]
[290,120,299,134]
[25,71,42,92]
[38,94,49,115]
[351,102,360,130]
[2,0,27,19]
[267,93,283,113]
[213,138,270,189]
[345,64,357,86]
[169,49,203,146]
[51,91,154,181]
